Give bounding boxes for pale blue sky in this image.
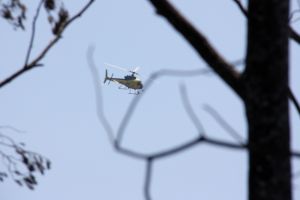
[0,0,299,200]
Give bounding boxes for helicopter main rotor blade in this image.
[104,62,129,72]
[131,66,140,73]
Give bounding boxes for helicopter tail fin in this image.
[104,69,108,84]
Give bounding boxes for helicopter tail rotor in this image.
[103,69,113,84]
[103,69,108,84]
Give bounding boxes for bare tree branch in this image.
[144,158,153,200]
[86,46,115,145]
[27,0,95,68]
[115,68,209,146]
[289,24,300,44]
[150,136,203,159]
[232,0,248,17]
[203,104,245,145]
[293,151,300,159]
[289,87,300,116]
[203,136,247,150]
[180,84,205,136]
[89,55,300,199]
[0,0,95,89]
[147,0,243,97]
[24,0,44,66]
[230,0,300,44]
[230,0,300,118]
[114,145,148,160]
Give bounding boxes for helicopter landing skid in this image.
[118,86,141,95]
[129,90,139,95]
[118,86,128,90]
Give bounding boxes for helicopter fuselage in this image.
[105,76,143,90]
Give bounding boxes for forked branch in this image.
[230,0,300,116]
[0,0,95,89]
[147,0,243,97]
[230,0,300,44]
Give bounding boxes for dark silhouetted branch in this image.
[288,87,300,116]
[292,151,300,159]
[24,0,44,66]
[231,0,300,113]
[0,0,95,89]
[148,135,247,160]
[232,0,248,17]
[289,26,300,44]
[147,0,242,96]
[27,0,95,68]
[230,0,300,44]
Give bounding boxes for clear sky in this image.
[0,0,299,200]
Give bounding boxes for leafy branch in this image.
[0,126,51,189]
[0,0,95,88]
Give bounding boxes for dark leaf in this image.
[46,160,51,169]
[44,0,55,11]
[1,8,13,20]
[52,7,69,35]
[0,172,8,177]
[14,170,21,175]
[27,164,35,172]
[23,175,37,185]
[22,155,29,165]
[36,161,45,175]
[24,181,34,190]
[15,179,23,186]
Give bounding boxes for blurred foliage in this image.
[0,0,26,30]
[0,0,69,34]
[0,127,51,190]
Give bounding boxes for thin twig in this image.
[0,125,26,134]
[204,137,247,150]
[232,0,248,17]
[86,46,115,145]
[115,145,148,160]
[288,87,300,116]
[24,0,44,66]
[144,158,153,200]
[203,104,245,145]
[289,27,300,44]
[149,136,203,159]
[179,84,205,136]
[293,151,300,159]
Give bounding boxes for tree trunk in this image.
[243,1,291,200]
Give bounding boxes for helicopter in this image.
[103,63,143,94]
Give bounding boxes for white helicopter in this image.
[103,63,143,94]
